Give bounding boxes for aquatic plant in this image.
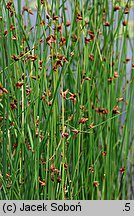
[0,0,133,200]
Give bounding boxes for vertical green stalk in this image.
[61,81,65,199]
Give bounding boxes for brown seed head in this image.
[89,54,94,61]
[114,72,119,78]
[72,34,77,42]
[53,15,59,21]
[51,173,54,181]
[93,181,99,187]
[16,82,24,89]
[64,163,68,170]
[108,77,113,83]
[112,105,120,114]
[118,97,124,102]
[89,167,94,173]
[85,37,91,44]
[6,1,12,9]
[123,20,127,26]
[88,30,95,40]
[57,176,61,183]
[60,37,66,46]
[114,5,121,11]
[11,55,20,61]
[11,34,17,40]
[124,6,129,14]
[62,132,69,138]
[102,151,107,156]
[120,167,125,174]
[76,14,83,22]
[0,85,8,94]
[125,57,131,63]
[66,21,71,27]
[50,164,55,172]
[39,179,46,187]
[104,22,110,26]
[89,122,94,129]
[10,24,15,31]
[79,117,88,124]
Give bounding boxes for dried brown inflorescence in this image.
[123,20,127,26]
[16,82,24,89]
[46,34,56,47]
[93,181,99,187]
[71,129,79,138]
[124,4,130,14]
[10,24,15,31]
[11,34,17,40]
[76,13,83,22]
[6,1,14,17]
[79,117,88,124]
[89,122,94,129]
[11,54,20,61]
[114,72,119,78]
[89,166,94,173]
[103,22,110,26]
[10,99,17,110]
[22,6,34,15]
[95,107,108,116]
[66,21,71,27]
[62,132,69,138]
[120,167,125,174]
[39,178,46,187]
[60,89,77,104]
[89,54,94,61]
[88,30,95,40]
[84,37,91,44]
[0,84,8,94]
[57,175,61,183]
[114,5,121,11]
[118,97,124,102]
[112,105,120,114]
[53,14,59,21]
[102,151,107,156]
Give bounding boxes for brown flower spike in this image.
[79,117,88,124]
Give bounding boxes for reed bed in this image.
[0,0,134,200]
